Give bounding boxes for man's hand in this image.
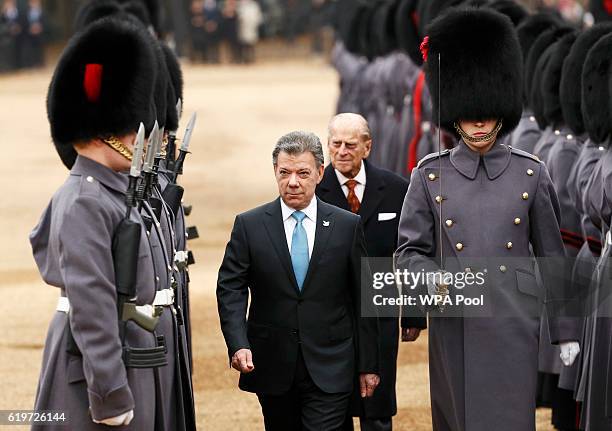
[359,373,380,398]
[559,341,580,367]
[93,409,134,426]
[402,327,422,342]
[231,348,255,373]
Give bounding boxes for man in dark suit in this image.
[316,113,427,431]
[217,130,380,430]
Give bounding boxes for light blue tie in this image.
[290,211,309,291]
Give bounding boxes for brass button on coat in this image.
[522,192,529,200]
[526,169,533,176]
[499,265,507,273]
[436,195,443,203]
[514,218,521,225]
[506,242,513,249]
[456,243,464,251]
[428,173,437,181]
[445,219,453,227]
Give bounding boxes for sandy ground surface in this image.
[0,59,555,430]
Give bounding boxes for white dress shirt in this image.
[335,161,367,202]
[280,197,317,258]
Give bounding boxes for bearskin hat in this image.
[487,0,529,27]
[590,0,612,23]
[121,0,152,29]
[541,31,578,127]
[372,0,400,57]
[116,0,161,35]
[530,42,556,129]
[344,2,370,55]
[423,8,522,137]
[358,2,380,60]
[417,0,464,39]
[560,24,612,136]
[74,0,123,31]
[516,13,561,63]
[159,45,181,132]
[395,0,422,65]
[582,32,612,144]
[161,44,183,123]
[47,17,157,169]
[524,26,573,108]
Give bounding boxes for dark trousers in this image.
[342,416,392,431]
[257,348,351,431]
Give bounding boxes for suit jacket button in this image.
[456,242,464,251]
[465,267,472,273]
[526,169,534,176]
[428,173,437,181]
[445,219,453,227]
[514,218,521,225]
[499,265,507,273]
[506,242,513,249]
[522,192,529,200]
[435,195,444,204]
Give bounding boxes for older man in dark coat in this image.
[316,113,427,431]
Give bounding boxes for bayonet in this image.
[130,123,146,179]
[125,123,146,213]
[166,99,181,167]
[172,112,197,182]
[142,121,159,175]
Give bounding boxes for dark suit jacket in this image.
[316,160,426,418]
[217,197,379,395]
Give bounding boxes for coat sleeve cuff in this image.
[88,383,135,422]
[548,317,582,345]
[401,316,428,329]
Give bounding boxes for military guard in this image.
[575,31,612,431]
[395,9,580,430]
[29,17,171,429]
[511,12,560,153]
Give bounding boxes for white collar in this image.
[280,196,317,222]
[334,160,367,186]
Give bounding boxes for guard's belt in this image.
[56,289,175,313]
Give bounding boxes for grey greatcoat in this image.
[510,110,541,153]
[577,141,612,430]
[532,126,559,163]
[389,54,421,177]
[149,174,196,430]
[30,155,160,430]
[395,141,577,431]
[564,139,603,395]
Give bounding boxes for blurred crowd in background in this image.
[0,0,596,73]
[1,0,47,72]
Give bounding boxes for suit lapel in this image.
[301,198,335,293]
[358,161,386,225]
[263,198,300,292]
[317,165,351,212]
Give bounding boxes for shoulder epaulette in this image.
[507,145,541,163]
[417,149,450,168]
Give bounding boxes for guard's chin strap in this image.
[453,120,503,144]
[102,136,133,161]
